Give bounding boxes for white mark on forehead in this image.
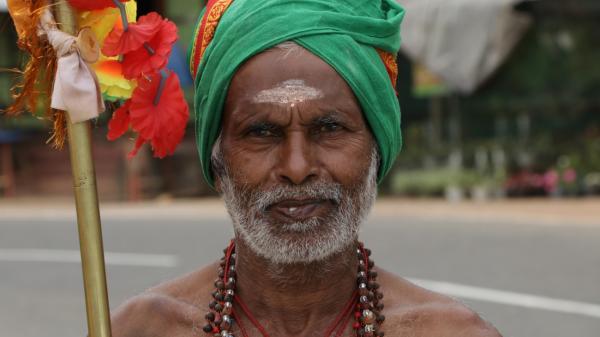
[252,79,324,105]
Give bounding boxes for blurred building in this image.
[0,0,599,200]
[392,0,600,199]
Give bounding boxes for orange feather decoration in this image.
[3,0,64,148]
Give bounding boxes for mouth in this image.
[266,199,333,222]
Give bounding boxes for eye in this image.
[245,123,280,138]
[251,129,275,137]
[319,122,343,133]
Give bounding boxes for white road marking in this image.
[1,249,598,318]
[409,278,600,319]
[0,249,178,268]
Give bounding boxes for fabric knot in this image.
[38,9,105,124]
[46,29,77,58]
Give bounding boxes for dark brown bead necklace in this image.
[202,240,385,337]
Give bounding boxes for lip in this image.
[267,199,331,221]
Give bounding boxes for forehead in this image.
[224,44,361,117]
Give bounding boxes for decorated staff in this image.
[3,1,189,336]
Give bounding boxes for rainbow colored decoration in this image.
[72,0,189,158]
[5,0,189,159]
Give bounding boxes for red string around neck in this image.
[234,289,357,337]
[234,295,271,337]
[323,291,358,337]
[224,240,359,337]
[231,308,251,337]
[335,302,356,337]
[223,239,236,282]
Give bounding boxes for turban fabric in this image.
[189,0,405,188]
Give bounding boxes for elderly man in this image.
[112,0,502,336]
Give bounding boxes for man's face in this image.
[215,43,378,264]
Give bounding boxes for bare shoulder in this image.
[377,268,502,337]
[111,263,218,337]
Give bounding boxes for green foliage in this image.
[474,9,600,110]
[165,0,202,49]
[391,169,491,197]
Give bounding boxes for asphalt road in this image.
[0,199,599,337]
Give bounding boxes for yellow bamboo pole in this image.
[53,2,113,337]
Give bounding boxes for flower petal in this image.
[68,0,127,11]
[95,60,137,101]
[127,136,148,159]
[128,71,189,158]
[78,1,137,46]
[102,12,163,56]
[107,99,132,140]
[121,19,178,79]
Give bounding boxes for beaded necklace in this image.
[202,240,385,337]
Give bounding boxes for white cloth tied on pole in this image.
[39,10,105,123]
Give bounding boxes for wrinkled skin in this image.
[110,46,502,337]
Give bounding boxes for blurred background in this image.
[0,0,599,337]
[0,0,599,201]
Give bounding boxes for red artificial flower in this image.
[102,12,163,57]
[128,137,147,159]
[127,71,189,158]
[121,19,178,79]
[68,0,127,11]
[107,99,132,141]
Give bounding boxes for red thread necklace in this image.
[202,240,385,337]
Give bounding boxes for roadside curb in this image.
[0,198,598,226]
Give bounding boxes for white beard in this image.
[219,147,378,264]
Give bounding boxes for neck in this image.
[234,237,358,336]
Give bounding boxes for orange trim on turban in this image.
[190,0,234,79]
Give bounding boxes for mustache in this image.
[251,181,343,212]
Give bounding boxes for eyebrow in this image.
[311,112,344,126]
[310,110,360,130]
[245,120,280,130]
[237,110,350,133]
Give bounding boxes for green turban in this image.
[189,0,405,188]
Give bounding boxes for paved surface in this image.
[0,198,599,337]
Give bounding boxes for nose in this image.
[275,131,318,185]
